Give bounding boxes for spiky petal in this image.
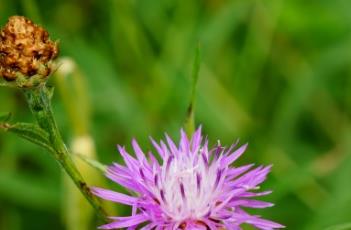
[93,127,284,229]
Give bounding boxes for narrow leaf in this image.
[74,153,107,173]
[0,112,12,122]
[5,122,55,153]
[184,44,201,136]
[325,223,351,230]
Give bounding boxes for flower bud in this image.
[0,16,58,87]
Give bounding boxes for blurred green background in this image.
[1,0,351,229]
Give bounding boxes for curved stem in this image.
[23,85,108,222]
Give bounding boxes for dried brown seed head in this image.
[0,16,58,84]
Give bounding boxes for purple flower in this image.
[92,127,284,229]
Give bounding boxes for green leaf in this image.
[0,112,12,122]
[74,153,107,173]
[325,223,351,230]
[5,122,55,153]
[191,44,201,91]
[184,44,201,136]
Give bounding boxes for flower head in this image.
[0,16,58,87]
[93,127,284,229]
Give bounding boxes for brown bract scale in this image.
[0,16,58,82]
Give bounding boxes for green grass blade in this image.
[184,44,201,136]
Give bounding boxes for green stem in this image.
[22,85,108,222]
